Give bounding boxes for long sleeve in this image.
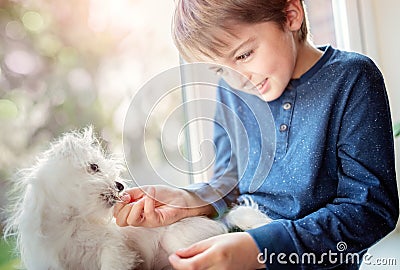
[184,80,276,217]
[184,87,240,217]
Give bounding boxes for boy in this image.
[114,0,399,269]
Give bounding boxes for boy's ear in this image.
[285,0,304,32]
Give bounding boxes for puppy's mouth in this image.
[100,189,124,207]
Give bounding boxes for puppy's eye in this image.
[89,163,100,173]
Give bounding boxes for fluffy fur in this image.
[3,127,271,270]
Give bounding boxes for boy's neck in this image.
[292,40,323,79]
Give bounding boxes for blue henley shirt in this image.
[186,45,399,269]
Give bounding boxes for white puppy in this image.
[4,127,271,270]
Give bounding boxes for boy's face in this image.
[204,21,298,102]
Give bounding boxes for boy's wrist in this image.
[242,232,266,269]
[187,204,216,218]
[180,189,217,218]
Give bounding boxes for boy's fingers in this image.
[169,249,212,270]
[143,187,156,219]
[126,198,145,226]
[169,254,193,270]
[169,253,200,270]
[120,193,131,203]
[113,202,125,217]
[114,204,132,227]
[175,240,210,258]
[124,187,146,203]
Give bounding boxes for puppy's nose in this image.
[115,181,124,192]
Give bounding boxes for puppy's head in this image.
[33,126,127,218]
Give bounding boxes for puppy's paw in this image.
[224,205,273,230]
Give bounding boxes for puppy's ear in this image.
[82,125,103,149]
[55,132,83,160]
[82,125,94,142]
[51,127,95,160]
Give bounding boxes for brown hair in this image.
[172,0,308,61]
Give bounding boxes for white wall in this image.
[368,0,400,227]
[370,0,400,125]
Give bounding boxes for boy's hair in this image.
[172,0,309,61]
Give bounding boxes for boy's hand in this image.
[113,185,215,227]
[169,232,266,270]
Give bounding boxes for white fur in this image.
[3,127,271,270]
[224,195,273,230]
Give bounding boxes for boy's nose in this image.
[238,71,253,88]
[220,65,254,90]
[235,67,252,82]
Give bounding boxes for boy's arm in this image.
[247,59,399,269]
[183,86,240,218]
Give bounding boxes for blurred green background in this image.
[0,238,17,270]
[0,0,179,267]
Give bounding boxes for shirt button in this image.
[283,102,292,110]
[279,124,288,132]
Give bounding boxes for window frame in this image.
[332,0,379,61]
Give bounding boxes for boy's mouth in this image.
[256,78,269,94]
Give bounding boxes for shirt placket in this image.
[274,88,296,160]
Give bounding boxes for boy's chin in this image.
[244,89,281,102]
[260,93,279,102]
[259,88,285,102]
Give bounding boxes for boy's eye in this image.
[236,50,253,61]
